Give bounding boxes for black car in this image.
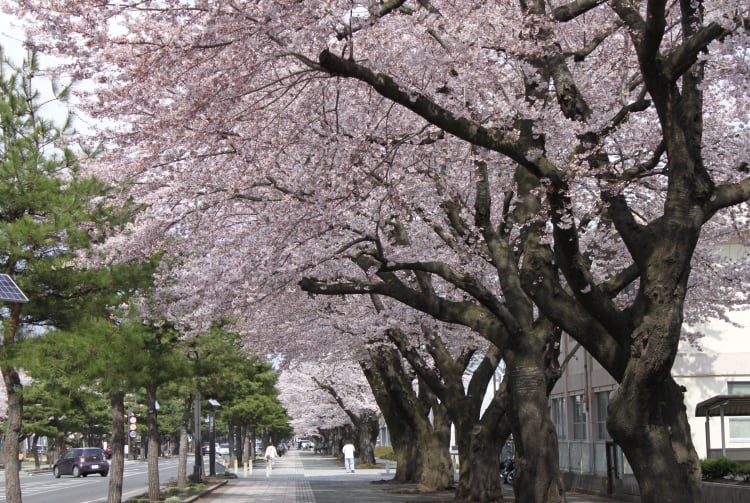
[53,448,109,478]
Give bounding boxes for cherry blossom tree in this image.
[8,1,750,503]
[363,340,454,488]
[277,361,355,438]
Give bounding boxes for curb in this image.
[183,479,228,502]
[128,478,231,502]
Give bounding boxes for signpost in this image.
[128,415,137,459]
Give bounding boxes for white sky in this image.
[1,12,92,133]
[0,12,27,64]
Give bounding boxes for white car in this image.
[218,443,230,456]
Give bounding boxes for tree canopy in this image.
[4,2,749,502]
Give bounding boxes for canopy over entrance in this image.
[695,395,750,459]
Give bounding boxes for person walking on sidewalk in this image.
[342,441,356,473]
[264,443,279,478]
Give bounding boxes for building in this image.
[549,308,750,487]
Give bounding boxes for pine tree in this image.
[0,47,134,503]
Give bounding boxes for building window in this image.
[571,394,588,440]
[551,398,566,440]
[729,418,750,442]
[728,382,750,395]
[728,382,750,442]
[594,391,611,440]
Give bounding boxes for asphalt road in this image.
[0,457,181,503]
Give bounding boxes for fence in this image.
[557,440,628,477]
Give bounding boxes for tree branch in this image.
[663,22,731,82]
[706,177,750,218]
[317,50,554,179]
[552,0,607,22]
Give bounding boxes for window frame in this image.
[570,394,588,440]
[551,397,567,440]
[727,381,750,443]
[594,390,611,440]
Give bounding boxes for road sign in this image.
[129,431,137,438]
[129,423,137,431]
[129,416,137,424]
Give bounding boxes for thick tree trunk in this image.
[146,386,160,501]
[505,354,565,503]
[363,347,453,489]
[382,406,420,482]
[1,367,23,503]
[362,352,420,482]
[354,411,379,465]
[108,391,126,503]
[608,372,701,503]
[415,407,452,492]
[453,417,505,503]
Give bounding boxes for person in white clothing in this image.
[342,441,356,473]
[264,443,279,477]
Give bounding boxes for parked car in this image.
[53,448,109,478]
[201,442,221,455]
[218,443,230,456]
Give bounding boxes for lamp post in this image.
[187,349,203,483]
[207,399,220,476]
[193,393,203,482]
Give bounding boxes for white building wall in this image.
[673,308,750,459]
[550,308,750,468]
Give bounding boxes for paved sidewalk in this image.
[195,449,629,503]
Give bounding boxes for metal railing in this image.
[557,440,628,476]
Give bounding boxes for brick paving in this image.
[195,449,629,503]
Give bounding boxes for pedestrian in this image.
[264,442,279,478]
[342,441,355,473]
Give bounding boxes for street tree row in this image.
[5,1,749,503]
[0,51,291,503]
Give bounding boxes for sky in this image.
[1,11,92,133]
[0,12,27,64]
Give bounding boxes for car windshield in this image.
[81,448,103,457]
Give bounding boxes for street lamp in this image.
[186,349,203,483]
[207,399,220,476]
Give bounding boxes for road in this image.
[0,457,181,503]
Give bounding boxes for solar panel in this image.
[0,274,29,303]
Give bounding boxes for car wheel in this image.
[53,466,61,478]
[72,466,80,478]
[101,471,108,477]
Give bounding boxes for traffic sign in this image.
[129,416,137,424]
[129,431,137,438]
[129,423,137,431]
